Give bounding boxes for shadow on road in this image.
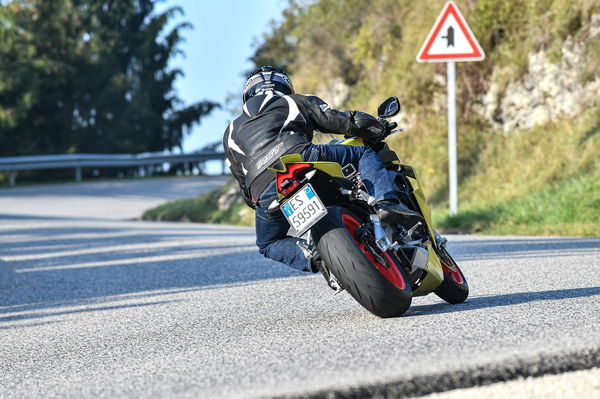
[0,300,177,326]
[0,213,81,221]
[0,218,302,323]
[449,237,600,262]
[407,286,600,317]
[2,215,598,326]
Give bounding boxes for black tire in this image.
[312,206,412,318]
[434,248,469,304]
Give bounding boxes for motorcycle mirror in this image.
[377,96,401,118]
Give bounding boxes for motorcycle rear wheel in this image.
[312,206,412,318]
[434,248,469,304]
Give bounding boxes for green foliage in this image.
[584,36,600,82]
[433,106,600,236]
[0,0,218,159]
[436,168,600,236]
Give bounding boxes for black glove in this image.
[382,120,398,134]
[353,111,387,141]
[378,118,398,132]
[363,119,397,149]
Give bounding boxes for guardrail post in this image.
[75,167,82,182]
[221,159,226,175]
[9,171,17,186]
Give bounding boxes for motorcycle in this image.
[267,96,468,318]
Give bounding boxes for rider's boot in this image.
[376,199,424,228]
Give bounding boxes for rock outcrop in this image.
[481,14,600,133]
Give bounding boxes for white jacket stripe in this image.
[279,95,304,133]
[227,121,246,155]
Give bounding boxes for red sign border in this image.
[416,1,485,63]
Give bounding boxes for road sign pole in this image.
[416,1,485,215]
[447,61,458,216]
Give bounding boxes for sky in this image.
[156,0,289,153]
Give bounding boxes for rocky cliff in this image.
[481,14,600,133]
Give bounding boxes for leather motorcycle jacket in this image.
[223,93,386,208]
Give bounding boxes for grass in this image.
[141,181,254,226]
[143,164,600,236]
[430,106,600,236]
[434,169,600,236]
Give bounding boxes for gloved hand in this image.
[352,111,387,141]
[378,119,398,137]
[362,119,397,149]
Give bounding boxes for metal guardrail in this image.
[0,151,226,186]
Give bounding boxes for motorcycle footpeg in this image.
[296,240,316,259]
[406,221,424,238]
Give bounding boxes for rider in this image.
[223,66,424,273]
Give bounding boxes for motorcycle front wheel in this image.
[434,248,469,304]
[312,206,412,318]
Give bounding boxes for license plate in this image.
[280,184,327,236]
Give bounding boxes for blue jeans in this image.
[255,144,399,271]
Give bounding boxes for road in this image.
[0,176,229,219]
[0,178,599,398]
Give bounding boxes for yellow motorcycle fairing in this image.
[267,153,345,177]
[340,136,365,146]
[394,167,444,295]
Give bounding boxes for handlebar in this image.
[383,122,403,139]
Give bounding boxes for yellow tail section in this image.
[268,153,344,178]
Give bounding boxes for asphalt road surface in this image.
[0,176,229,220]
[0,178,599,398]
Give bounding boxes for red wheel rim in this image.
[439,250,464,285]
[342,214,406,290]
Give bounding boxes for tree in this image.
[0,0,218,158]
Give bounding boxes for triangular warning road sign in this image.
[417,1,485,62]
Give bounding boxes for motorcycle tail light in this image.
[276,163,312,196]
[280,179,299,196]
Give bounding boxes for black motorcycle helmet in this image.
[243,66,295,103]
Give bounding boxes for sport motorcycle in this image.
[267,96,468,318]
